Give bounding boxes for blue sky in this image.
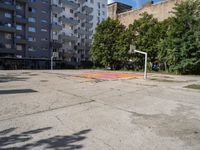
[108,0,161,8]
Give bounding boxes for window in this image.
[28,37,36,42]
[5,44,11,49]
[28,7,36,13]
[42,10,47,14]
[28,46,36,51]
[41,29,47,32]
[102,4,105,8]
[16,25,22,30]
[16,35,22,39]
[5,12,12,18]
[28,47,35,51]
[42,48,48,51]
[70,9,73,13]
[28,17,36,23]
[5,23,12,27]
[16,55,22,58]
[97,17,100,23]
[90,0,94,3]
[54,14,57,18]
[16,4,23,10]
[4,1,12,5]
[98,2,100,9]
[28,27,36,32]
[5,33,12,39]
[42,0,48,4]
[16,45,23,51]
[41,38,48,41]
[41,19,47,23]
[98,10,100,16]
[53,31,57,35]
[16,15,22,18]
[29,0,36,2]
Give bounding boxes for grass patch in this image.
[21,72,31,74]
[28,74,38,76]
[150,78,184,83]
[184,84,200,90]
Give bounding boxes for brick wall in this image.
[108,0,182,27]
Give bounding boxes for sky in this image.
[108,0,161,8]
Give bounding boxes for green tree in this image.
[158,0,200,74]
[128,13,161,63]
[91,18,128,69]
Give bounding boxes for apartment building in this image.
[0,0,107,69]
[0,0,51,69]
[51,0,107,65]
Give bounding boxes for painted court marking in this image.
[80,71,143,80]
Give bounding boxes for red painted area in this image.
[80,71,143,80]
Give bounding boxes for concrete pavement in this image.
[0,70,200,150]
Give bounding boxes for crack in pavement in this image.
[0,100,95,123]
[55,115,65,126]
[95,137,115,150]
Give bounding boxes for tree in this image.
[158,0,200,74]
[128,13,161,63]
[91,18,128,69]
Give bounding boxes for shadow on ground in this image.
[0,127,91,150]
[0,89,37,95]
[0,75,29,83]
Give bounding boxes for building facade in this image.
[51,0,107,65]
[0,0,51,69]
[0,0,107,69]
[108,0,181,27]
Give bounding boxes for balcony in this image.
[85,31,93,36]
[75,12,87,20]
[15,38,27,45]
[77,44,85,50]
[0,24,16,33]
[50,40,62,49]
[86,15,93,21]
[61,0,79,10]
[84,22,93,29]
[0,2,15,11]
[15,17,28,24]
[52,23,62,31]
[82,6,93,14]
[75,29,92,36]
[75,29,86,35]
[85,39,92,44]
[51,4,63,14]
[59,33,78,42]
[77,0,86,4]
[63,50,76,58]
[65,45,74,51]
[85,45,91,50]
[0,47,15,54]
[59,17,79,26]
[16,0,27,3]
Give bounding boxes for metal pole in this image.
[133,50,148,80]
[144,53,147,80]
[51,56,54,70]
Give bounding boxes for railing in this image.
[82,6,93,14]
[60,0,79,10]
[51,4,63,14]
[59,17,79,26]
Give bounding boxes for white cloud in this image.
[108,0,115,4]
